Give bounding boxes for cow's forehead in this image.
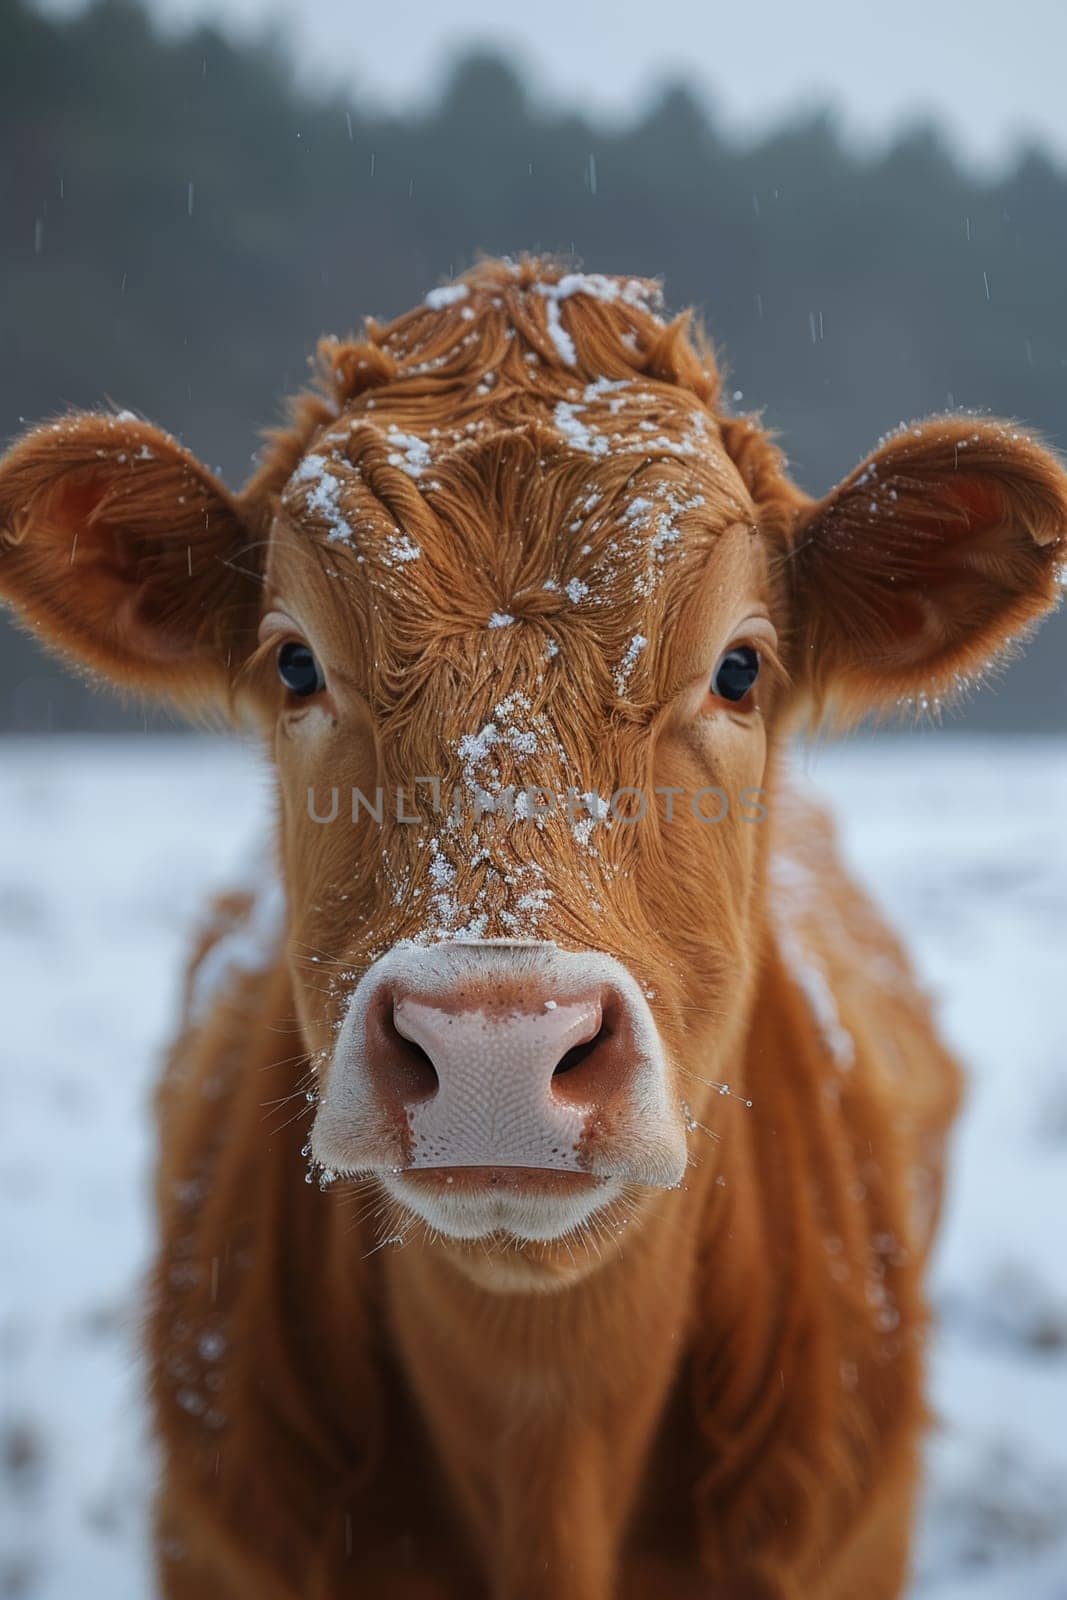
[261,265,775,708]
[273,377,756,665]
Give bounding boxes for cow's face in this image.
[3,261,1065,1284]
[261,349,782,1270]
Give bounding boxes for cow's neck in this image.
[377,1140,723,1599]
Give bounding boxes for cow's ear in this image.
[0,412,262,708]
[789,417,1067,719]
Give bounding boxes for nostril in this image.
[553,1024,609,1077]
[550,993,628,1111]
[385,1006,439,1103]
[398,1033,439,1084]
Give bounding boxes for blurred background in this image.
[5,0,1067,728]
[2,4,1066,1598]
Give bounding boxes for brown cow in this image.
[1,258,1064,1599]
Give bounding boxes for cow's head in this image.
[3,260,1065,1284]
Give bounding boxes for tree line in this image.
[2,0,1065,729]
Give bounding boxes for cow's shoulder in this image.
[180,870,287,1030]
[155,866,288,1186]
[769,781,921,1035]
[766,778,963,1254]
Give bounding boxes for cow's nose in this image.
[312,943,686,1188]
[392,994,608,1102]
[358,982,632,1171]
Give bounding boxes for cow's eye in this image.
[277,640,325,698]
[712,645,760,703]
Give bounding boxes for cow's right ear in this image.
[0,412,262,708]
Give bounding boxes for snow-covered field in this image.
[1,735,1065,1599]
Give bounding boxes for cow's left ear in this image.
[789,417,1067,718]
[0,412,262,709]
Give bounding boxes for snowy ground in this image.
[0,735,1065,1599]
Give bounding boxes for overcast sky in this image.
[43,0,1067,169]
